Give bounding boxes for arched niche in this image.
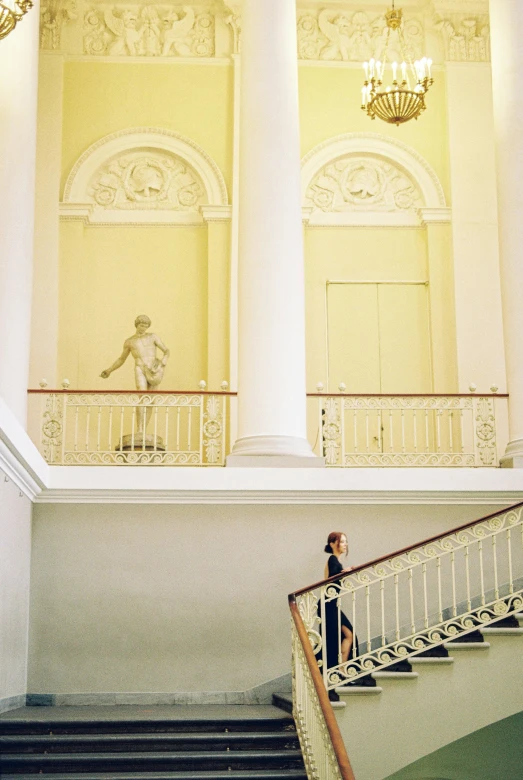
[301,132,448,227]
[62,128,229,224]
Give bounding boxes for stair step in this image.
[410,656,454,664]
[0,772,308,780]
[443,641,491,650]
[0,718,295,737]
[372,671,419,679]
[272,694,293,715]
[335,686,382,696]
[0,731,299,753]
[481,627,523,635]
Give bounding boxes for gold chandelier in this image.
[0,0,33,40]
[361,1,433,126]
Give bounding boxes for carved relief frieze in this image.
[297,9,425,62]
[83,5,215,57]
[40,0,77,50]
[88,151,205,211]
[434,14,490,61]
[306,156,423,214]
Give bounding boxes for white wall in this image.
[28,502,508,695]
[0,475,32,710]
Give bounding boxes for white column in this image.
[228,0,319,466]
[0,5,40,426]
[490,0,523,466]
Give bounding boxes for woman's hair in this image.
[324,531,345,554]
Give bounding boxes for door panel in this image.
[327,284,380,393]
[378,284,432,394]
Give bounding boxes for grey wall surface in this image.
[0,476,32,709]
[28,502,509,694]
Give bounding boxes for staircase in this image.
[0,706,307,780]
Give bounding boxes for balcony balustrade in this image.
[28,389,507,467]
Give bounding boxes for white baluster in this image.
[108,406,113,451]
[422,563,428,629]
[479,540,485,605]
[188,406,193,450]
[353,410,358,453]
[131,405,136,450]
[119,406,124,451]
[394,573,400,641]
[352,590,357,661]
[337,595,342,665]
[451,551,457,617]
[465,545,471,612]
[389,410,394,452]
[401,409,406,453]
[320,587,328,687]
[437,557,443,623]
[154,406,158,451]
[366,585,371,653]
[96,406,102,452]
[507,528,514,594]
[448,410,454,453]
[85,405,91,452]
[365,410,370,453]
[436,409,442,452]
[377,409,382,452]
[413,411,418,453]
[74,406,79,452]
[176,407,181,451]
[424,409,429,453]
[492,535,499,601]
[380,579,385,646]
[460,408,465,452]
[408,568,415,634]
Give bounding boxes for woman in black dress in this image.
[321,531,356,669]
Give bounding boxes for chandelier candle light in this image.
[361,1,433,126]
[0,0,33,40]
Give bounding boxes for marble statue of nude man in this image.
[100,315,170,434]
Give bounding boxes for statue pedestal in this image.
[116,434,166,452]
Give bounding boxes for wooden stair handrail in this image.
[289,595,356,780]
[290,500,523,598]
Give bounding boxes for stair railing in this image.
[289,596,355,780]
[290,502,523,697]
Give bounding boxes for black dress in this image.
[317,555,358,671]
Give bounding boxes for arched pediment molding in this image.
[62,128,229,225]
[301,133,448,227]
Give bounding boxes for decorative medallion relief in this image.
[306,156,422,213]
[297,9,424,62]
[435,14,490,61]
[83,5,215,57]
[88,150,205,210]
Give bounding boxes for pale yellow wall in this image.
[298,65,450,203]
[51,60,459,395]
[61,62,233,196]
[59,224,209,390]
[55,61,233,391]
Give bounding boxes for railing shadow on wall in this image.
[288,502,523,779]
[28,390,508,467]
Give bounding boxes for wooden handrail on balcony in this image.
[289,595,355,780]
[306,392,508,398]
[290,499,523,597]
[27,389,238,396]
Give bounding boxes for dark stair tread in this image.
[0,719,295,736]
[0,749,304,761]
[0,731,298,745]
[0,772,308,780]
[447,629,485,643]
